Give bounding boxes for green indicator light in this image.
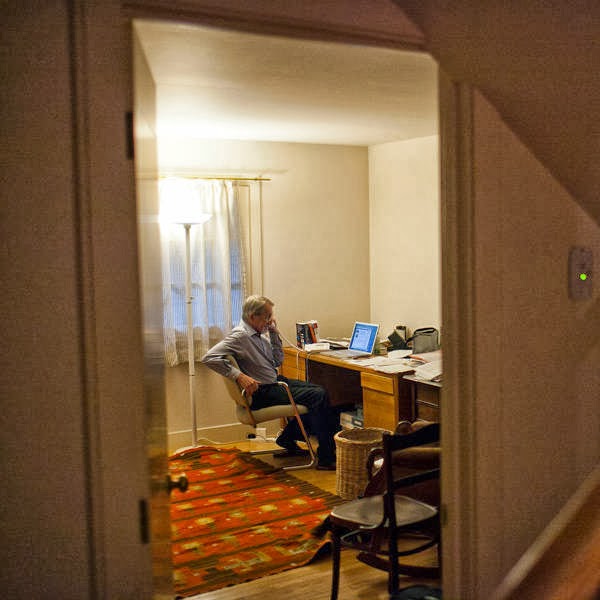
[579,273,588,281]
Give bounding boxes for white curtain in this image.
[160,179,248,366]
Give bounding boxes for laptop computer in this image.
[329,322,380,358]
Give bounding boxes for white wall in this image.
[369,136,441,339]
[158,137,372,447]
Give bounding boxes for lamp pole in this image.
[160,177,211,448]
[183,223,198,446]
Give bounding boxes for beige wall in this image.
[369,135,441,338]
[2,6,92,596]
[158,138,371,339]
[157,138,376,446]
[467,91,600,597]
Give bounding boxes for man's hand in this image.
[267,318,280,334]
[236,372,260,397]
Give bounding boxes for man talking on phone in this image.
[201,294,338,470]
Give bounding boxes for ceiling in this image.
[134,20,438,146]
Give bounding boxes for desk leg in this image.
[397,378,416,423]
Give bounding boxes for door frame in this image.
[81,1,476,596]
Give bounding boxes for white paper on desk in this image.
[353,356,409,367]
[387,349,413,359]
[349,356,385,366]
[351,356,389,367]
[409,349,442,363]
[413,360,443,381]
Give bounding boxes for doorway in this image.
[132,13,442,598]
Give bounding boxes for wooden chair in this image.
[328,423,441,599]
[364,420,441,509]
[224,355,316,470]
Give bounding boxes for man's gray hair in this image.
[242,295,274,320]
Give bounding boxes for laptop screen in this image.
[348,322,379,353]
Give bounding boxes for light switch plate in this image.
[568,246,593,300]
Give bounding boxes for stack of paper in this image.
[410,349,442,363]
[351,355,416,374]
[413,360,443,382]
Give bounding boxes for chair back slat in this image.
[382,423,440,528]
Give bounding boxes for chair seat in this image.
[223,355,316,470]
[331,494,437,529]
[236,402,309,425]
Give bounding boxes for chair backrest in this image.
[381,423,440,526]
[386,422,440,455]
[223,354,257,425]
[221,354,311,429]
[364,422,440,501]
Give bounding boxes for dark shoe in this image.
[274,436,310,457]
[316,460,336,471]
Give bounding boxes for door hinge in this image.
[125,111,134,160]
[139,498,149,544]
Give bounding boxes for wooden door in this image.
[73,2,162,596]
[132,26,174,599]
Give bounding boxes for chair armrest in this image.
[276,380,304,419]
[235,388,256,426]
[366,447,384,481]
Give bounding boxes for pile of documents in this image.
[351,348,443,381]
[350,349,414,373]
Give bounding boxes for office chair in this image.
[327,423,441,599]
[224,355,316,470]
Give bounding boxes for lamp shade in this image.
[159,177,212,224]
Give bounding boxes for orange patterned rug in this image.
[169,445,343,597]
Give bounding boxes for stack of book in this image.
[296,320,319,348]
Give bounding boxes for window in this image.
[160,179,248,366]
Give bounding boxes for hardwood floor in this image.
[191,548,438,600]
[183,439,440,600]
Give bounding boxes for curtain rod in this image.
[160,175,271,182]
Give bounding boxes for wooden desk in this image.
[402,374,442,422]
[281,346,420,431]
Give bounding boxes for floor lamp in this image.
[180,218,212,447]
[160,178,211,447]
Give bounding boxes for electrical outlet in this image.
[569,246,593,300]
[255,427,267,440]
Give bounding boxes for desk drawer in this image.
[363,389,398,431]
[361,372,395,395]
[414,382,441,422]
[416,400,439,422]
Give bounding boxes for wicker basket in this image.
[334,427,390,500]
